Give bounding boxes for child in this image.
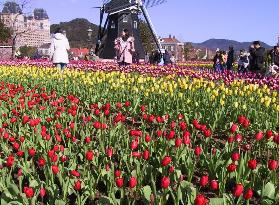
[237,50,250,73]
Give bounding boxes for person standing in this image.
[114,29,135,66]
[163,50,171,66]
[170,54,176,65]
[226,46,234,70]
[249,41,265,73]
[49,28,70,70]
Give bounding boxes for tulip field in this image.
[0,60,278,205]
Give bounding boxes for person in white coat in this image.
[49,28,70,70]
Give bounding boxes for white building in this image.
[0,2,50,48]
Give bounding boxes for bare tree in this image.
[0,0,34,59]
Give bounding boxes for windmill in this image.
[94,0,167,59]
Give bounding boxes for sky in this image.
[26,0,279,45]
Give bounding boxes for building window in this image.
[40,23,44,29]
[133,21,137,29]
[123,14,128,23]
[171,46,174,52]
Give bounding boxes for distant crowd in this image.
[213,41,279,77]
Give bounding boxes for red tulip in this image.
[194,194,208,205]
[130,140,138,150]
[23,187,34,198]
[210,180,219,190]
[199,175,209,187]
[60,155,68,162]
[114,170,121,178]
[116,178,124,188]
[37,157,46,167]
[85,150,94,161]
[233,183,244,197]
[22,115,29,124]
[17,150,24,157]
[169,166,175,173]
[248,159,257,170]
[6,155,14,167]
[266,130,273,139]
[175,138,183,148]
[227,163,237,172]
[74,180,81,191]
[231,152,240,161]
[12,142,20,150]
[230,123,238,133]
[161,176,170,189]
[84,137,91,144]
[145,134,151,143]
[244,188,253,200]
[129,177,137,188]
[106,147,113,158]
[39,188,46,198]
[93,121,101,129]
[237,115,245,124]
[161,156,172,166]
[268,160,278,171]
[194,146,202,156]
[203,129,212,138]
[70,170,80,177]
[51,165,59,175]
[235,134,242,142]
[142,150,150,160]
[255,132,264,141]
[28,148,36,157]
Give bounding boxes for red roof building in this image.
[160,35,185,62]
[69,48,89,58]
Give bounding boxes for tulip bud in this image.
[161,176,170,189]
[129,177,137,188]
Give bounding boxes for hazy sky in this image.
[28,0,279,45]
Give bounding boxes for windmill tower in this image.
[94,0,167,59]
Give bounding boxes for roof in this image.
[161,37,181,44]
[70,48,89,55]
[2,1,22,14]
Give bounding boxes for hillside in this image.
[50,18,99,48]
[192,39,272,51]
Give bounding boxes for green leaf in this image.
[261,198,274,205]
[97,196,114,205]
[7,183,20,195]
[209,198,225,205]
[29,180,39,188]
[141,185,152,201]
[55,199,67,205]
[262,182,275,200]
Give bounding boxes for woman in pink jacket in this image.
[114,29,135,66]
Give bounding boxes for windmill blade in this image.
[103,0,111,4]
[143,0,167,8]
[139,4,162,51]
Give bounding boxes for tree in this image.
[183,42,193,60]
[0,20,11,42]
[138,19,156,54]
[19,45,36,58]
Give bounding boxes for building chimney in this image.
[169,34,171,38]
[173,36,175,39]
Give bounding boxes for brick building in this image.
[0,2,50,49]
[160,35,185,62]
